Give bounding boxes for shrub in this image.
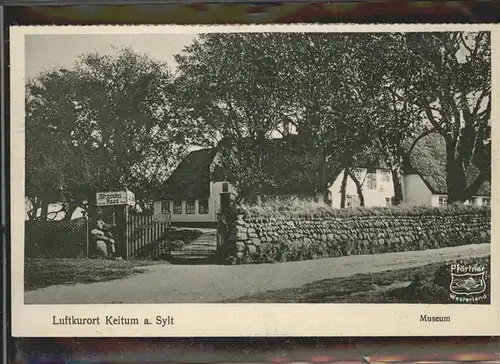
[239,200,490,220]
[25,218,88,258]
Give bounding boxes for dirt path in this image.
[24,243,490,304]
[170,230,217,261]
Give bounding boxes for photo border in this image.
[10,23,500,337]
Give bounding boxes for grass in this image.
[238,199,490,219]
[25,258,163,291]
[221,257,490,304]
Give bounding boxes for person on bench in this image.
[91,219,117,259]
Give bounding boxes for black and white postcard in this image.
[10,24,499,336]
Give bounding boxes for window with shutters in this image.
[439,196,448,207]
[186,200,195,214]
[161,200,171,214]
[367,171,377,190]
[199,199,209,214]
[173,200,183,214]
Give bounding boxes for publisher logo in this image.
[449,264,488,303]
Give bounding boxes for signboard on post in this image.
[126,190,135,206]
[96,190,135,206]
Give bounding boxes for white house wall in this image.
[153,200,215,223]
[430,194,445,207]
[403,174,433,206]
[329,168,395,208]
[154,181,236,223]
[210,181,236,218]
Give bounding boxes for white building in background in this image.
[402,173,490,207]
[24,199,85,221]
[401,133,490,208]
[153,148,236,225]
[328,167,395,209]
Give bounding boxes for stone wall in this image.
[226,208,490,264]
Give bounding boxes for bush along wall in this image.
[225,204,491,264]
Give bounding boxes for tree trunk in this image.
[340,169,348,208]
[391,169,403,205]
[355,184,365,207]
[63,202,80,221]
[347,170,365,207]
[464,170,490,201]
[321,189,330,205]
[446,142,467,203]
[39,202,49,221]
[319,146,330,205]
[27,198,40,220]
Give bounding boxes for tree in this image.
[174,32,491,207]
[342,32,491,205]
[400,32,491,203]
[175,33,387,204]
[175,33,292,202]
[25,48,186,219]
[260,33,377,203]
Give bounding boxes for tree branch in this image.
[407,128,437,155]
[422,103,445,135]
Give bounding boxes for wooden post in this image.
[125,205,129,259]
[85,214,89,258]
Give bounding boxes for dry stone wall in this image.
[226,209,490,264]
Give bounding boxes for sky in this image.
[25,33,199,220]
[25,33,197,80]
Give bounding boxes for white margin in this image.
[10,24,500,337]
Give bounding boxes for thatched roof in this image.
[160,148,217,200]
[406,133,490,196]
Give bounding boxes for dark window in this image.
[161,200,171,214]
[186,200,195,214]
[482,198,490,206]
[173,201,183,214]
[222,182,229,192]
[382,170,391,182]
[199,199,209,214]
[367,172,377,190]
[439,196,448,207]
[385,197,392,206]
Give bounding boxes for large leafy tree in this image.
[26,48,186,220]
[336,32,491,205]
[346,34,424,205]
[173,31,491,206]
[393,32,491,203]
[175,33,378,203]
[175,33,293,202]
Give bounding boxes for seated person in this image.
[91,220,117,258]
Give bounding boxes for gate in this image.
[126,214,169,259]
[216,212,229,264]
[216,191,236,264]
